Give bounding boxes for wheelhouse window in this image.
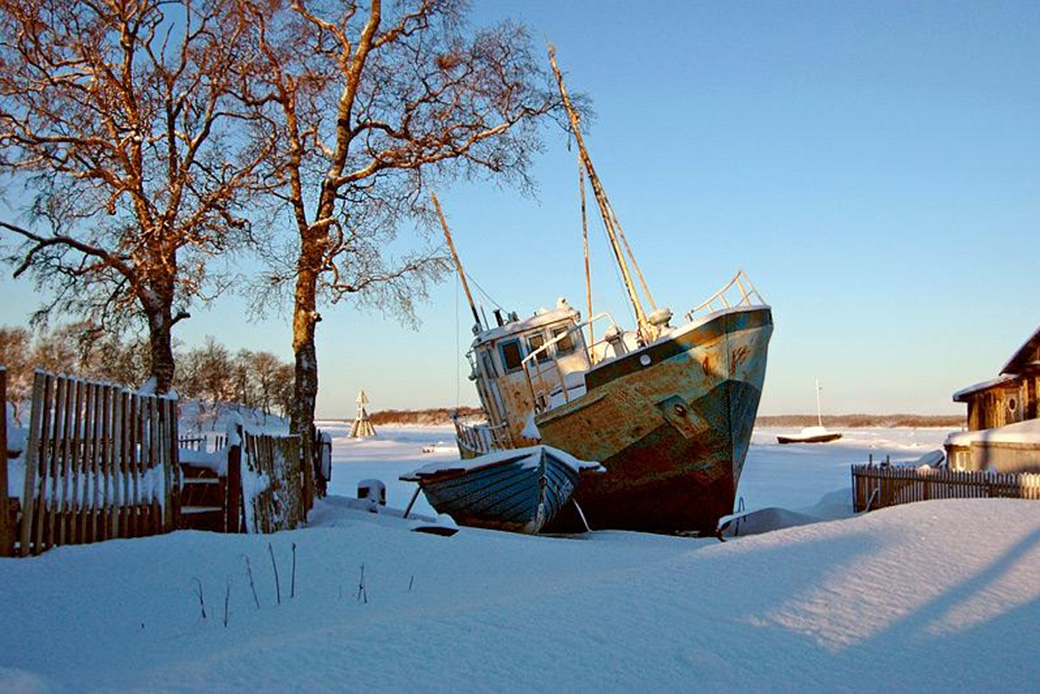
[498,339,524,373]
[527,332,551,363]
[552,326,576,355]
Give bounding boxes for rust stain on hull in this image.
[537,307,772,533]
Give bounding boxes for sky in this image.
[1,1,1038,417]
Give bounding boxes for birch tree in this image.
[242,0,561,468]
[0,0,269,392]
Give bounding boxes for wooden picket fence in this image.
[3,368,327,557]
[852,464,1040,513]
[12,370,181,556]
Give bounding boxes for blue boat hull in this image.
[411,449,581,534]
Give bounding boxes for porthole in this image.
[1008,398,1018,412]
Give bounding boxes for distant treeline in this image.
[366,407,484,426]
[353,408,966,429]
[758,414,965,428]
[1,324,294,425]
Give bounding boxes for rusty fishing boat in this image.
[439,49,773,534]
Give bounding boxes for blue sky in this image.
[2,1,1038,417]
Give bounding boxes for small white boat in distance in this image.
[776,425,842,444]
[777,379,843,444]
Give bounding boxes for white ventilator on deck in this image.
[350,389,377,438]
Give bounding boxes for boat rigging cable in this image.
[466,273,504,314]
[549,44,654,344]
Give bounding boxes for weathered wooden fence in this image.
[14,370,181,556]
[3,368,328,556]
[852,464,1040,513]
[1,368,12,556]
[242,429,307,533]
[177,426,322,534]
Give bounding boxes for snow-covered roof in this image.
[952,374,1019,402]
[944,418,1040,447]
[473,304,580,345]
[1002,324,1040,375]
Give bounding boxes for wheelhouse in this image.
[465,300,590,449]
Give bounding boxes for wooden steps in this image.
[178,464,229,532]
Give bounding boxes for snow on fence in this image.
[14,370,181,556]
[179,425,320,535]
[178,435,208,451]
[852,464,1040,513]
[1,367,329,556]
[241,428,307,533]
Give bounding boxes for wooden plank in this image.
[160,398,173,531]
[96,384,109,542]
[0,368,8,556]
[108,385,121,540]
[171,397,182,530]
[128,393,140,538]
[148,396,160,535]
[141,397,152,536]
[67,377,83,545]
[119,390,130,538]
[140,394,150,535]
[57,375,74,547]
[45,375,66,552]
[23,373,46,555]
[166,397,181,531]
[78,382,93,543]
[87,382,101,543]
[227,425,242,534]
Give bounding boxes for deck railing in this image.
[685,270,767,322]
[521,312,621,414]
[852,464,1040,513]
[452,416,509,456]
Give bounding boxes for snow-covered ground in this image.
[4,424,1040,692]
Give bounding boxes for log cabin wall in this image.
[964,381,1030,432]
[1029,375,1039,420]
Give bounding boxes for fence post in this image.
[0,367,9,556]
[226,424,243,533]
[302,429,314,516]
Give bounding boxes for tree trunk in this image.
[290,263,318,513]
[147,309,176,395]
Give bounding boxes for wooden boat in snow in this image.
[434,49,774,535]
[400,446,604,534]
[776,379,842,444]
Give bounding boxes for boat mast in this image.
[432,192,482,332]
[548,45,653,343]
[579,156,595,351]
[815,378,823,428]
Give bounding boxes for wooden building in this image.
[946,326,1040,471]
